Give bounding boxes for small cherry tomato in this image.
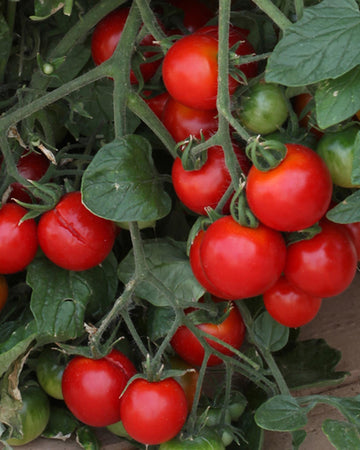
[62,349,136,427]
[284,220,357,298]
[343,221,360,260]
[37,191,116,271]
[246,143,333,232]
[171,299,246,366]
[144,91,170,119]
[0,203,38,274]
[120,377,188,445]
[263,275,322,328]
[168,0,214,33]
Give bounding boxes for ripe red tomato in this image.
[62,349,136,427]
[246,143,333,232]
[0,274,8,312]
[120,377,188,445]
[168,0,214,33]
[8,152,50,204]
[91,7,162,84]
[284,220,357,298]
[169,356,199,410]
[162,96,218,142]
[292,92,324,139]
[198,216,286,300]
[162,26,257,110]
[0,203,38,274]
[344,221,360,260]
[144,91,170,119]
[263,275,322,328]
[37,191,116,271]
[171,299,246,366]
[172,143,250,215]
[189,229,227,298]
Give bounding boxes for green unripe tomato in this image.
[237,81,289,135]
[316,125,360,188]
[106,420,130,438]
[159,428,225,449]
[36,348,66,400]
[6,385,50,446]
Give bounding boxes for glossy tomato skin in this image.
[162,95,218,142]
[0,274,8,312]
[144,91,170,119]
[6,385,50,446]
[62,349,135,427]
[37,191,116,271]
[199,216,286,300]
[237,81,289,135]
[162,27,257,110]
[171,301,246,366]
[263,275,322,328]
[344,221,360,260]
[172,143,250,215]
[91,8,161,84]
[316,126,360,188]
[36,348,67,400]
[246,143,333,232]
[0,203,38,274]
[120,377,188,445]
[284,220,357,298]
[8,152,50,204]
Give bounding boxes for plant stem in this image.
[251,0,292,31]
[294,0,304,20]
[135,0,169,53]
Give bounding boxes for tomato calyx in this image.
[230,176,258,229]
[175,134,209,171]
[245,136,287,171]
[284,222,322,245]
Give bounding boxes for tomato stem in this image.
[250,0,293,31]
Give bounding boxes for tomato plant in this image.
[0,203,38,274]
[120,377,188,445]
[197,216,286,300]
[172,143,250,215]
[263,275,322,328]
[36,348,67,400]
[6,384,50,447]
[246,143,333,232]
[37,191,116,271]
[284,220,358,298]
[91,7,162,84]
[61,349,135,427]
[159,428,225,449]
[316,125,360,188]
[171,299,246,366]
[236,81,289,135]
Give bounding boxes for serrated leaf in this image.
[322,419,360,449]
[315,66,360,128]
[275,339,348,390]
[252,311,289,352]
[255,395,309,431]
[266,0,360,86]
[81,135,171,222]
[326,190,360,223]
[27,256,115,342]
[118,238,204,307]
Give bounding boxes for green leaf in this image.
[266,0,360,86]
[326,190,360,223]
[0,321,37,378]
[48,44,91,87]
[255,395,309,431]
[274,339,348,389]
[352,131,360,185]
[235,410,264,450]
[81,135,171,222]
[30,0,65,21]
[322,419,360,449]
[27,256,115,342]
[147,306,176,341]
[252,311,289,352]
[315,66,360,128]
[331,395,360,427]
[292,429,307,449]
[42,404,79,440]
[76,425,101,450]
[118,238,205,307]
[275,339,348,390]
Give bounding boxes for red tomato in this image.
[292,93,324,139]
[37,191,116,271]
[168,0,214,33]
[91,7,162,84]
[0,203,38,274]
[169,356,199,410]
[0,275,8,312]
[344,221,360,261]
[172,143,250,215]
[189,229,227,298]
[120,378,188,445]
[144,91,170,119]
[198,216,286,300]
[62,349,135,427]
[246,143,333,232]
[263,275,322,328]
[284,220,357,298]
[162,27,257,110]
[171,299,246,366]
[162,96,218,142]
[8,152,50,204]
